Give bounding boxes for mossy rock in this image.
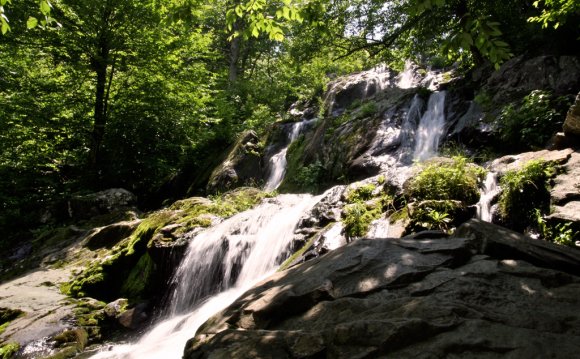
[65,188,271,303]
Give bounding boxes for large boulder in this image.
[184,219,580,358]
[485,55,580,104]
[206,131,264,193]
[563,92,580,137]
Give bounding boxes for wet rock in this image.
[117,303,148,330]
[563,92,580,136]
[103,299,129,319]
[185,219,580,359]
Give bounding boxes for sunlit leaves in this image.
[226,0,303,41]
[528,0,579,29]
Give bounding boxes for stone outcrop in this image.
[489,148,580,226]
[485,56,580,104]
[563,92,580,137]
[206,131,264,193]
[185,219,580,358]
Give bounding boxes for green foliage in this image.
[295,161,325,193]
[358,102,378,118]
[498,160,555,230]
[528,0,580,29]
[498,90,566,150]
[0,342,19,359]
[345,184,376,203]
[535,209,579,247]
[407,200,462,233]
[408,156,486,205]
[343,202,382,239]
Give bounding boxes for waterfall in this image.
[91,194,321,359]
[413,91,447,161]
[476,172,499,222]
[264,119,312,191]
[398,94,425,163]
[397,61,418,89]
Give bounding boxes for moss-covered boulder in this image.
[64,188,272,304]
[206,131,264,193]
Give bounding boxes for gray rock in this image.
[490,148,573,174]
[486,56,580,104]
[69,189,137,220]
[83,220,141,250]
[184,219,580,359]
[563,92,580,136]
[206,131,264,193]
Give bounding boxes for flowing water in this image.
[413,91,447,161]
[91,194,321,359]
[264,119,313,191]
[476,172,500,222]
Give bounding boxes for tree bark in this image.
[89,7,112,179]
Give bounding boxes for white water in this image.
[91,194,321,359]
[264,120,312,191]
[476,172,499,222]
[366,218,391,238]
[397,61,419,89]
[413,91,447,161]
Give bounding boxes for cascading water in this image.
[398,94,425,163]
[91,194,321,359]
[413,91,447,161]
[476,172,500,222]
[264,119,313,191]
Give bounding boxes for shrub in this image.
[498,160,555,231]
[359,102,378,118]
[407,156,486,205]
[534,209,578,247]
[342,202,382,239]
[345,183,376,203]
[407,200,464,233]
[498,90,566,150]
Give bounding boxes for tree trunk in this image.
[89,28,111,180]
[228,20,241,84]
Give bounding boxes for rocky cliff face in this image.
[185,220,580,359]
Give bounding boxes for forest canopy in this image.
[0,0,578,245]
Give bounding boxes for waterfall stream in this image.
[476,172,500,222]
[264,119,313,191]
[91,194,321,359]
[413,91,447,161]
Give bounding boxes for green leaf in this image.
[40,0,51,15]
[1,18,9,34]
[27,16,38,29]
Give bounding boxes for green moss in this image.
[278,233,319,271]
[120,253,155,300]
[65,187,269,302]
[0,308,24,336]
[0,342,19,359]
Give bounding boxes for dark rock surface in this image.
[69,189,137,220]
[206,131,264,193]
[185,219,580,358]
[563,92,580,137]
